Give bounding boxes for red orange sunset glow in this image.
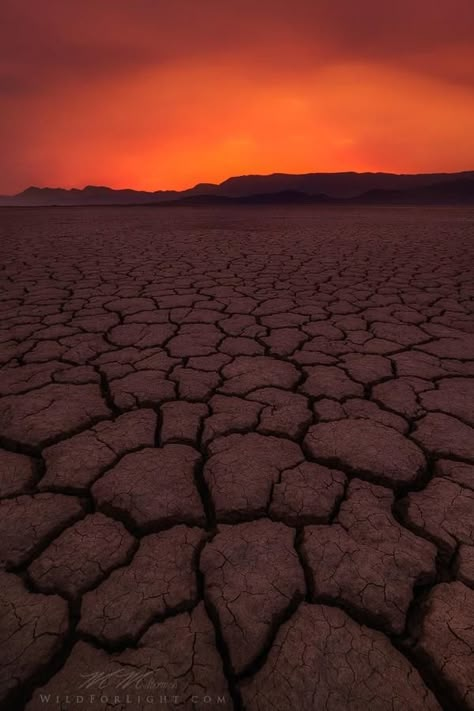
[1,0,474,194]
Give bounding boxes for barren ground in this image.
[0,206,473,711]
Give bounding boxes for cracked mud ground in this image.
[0,206,473,711]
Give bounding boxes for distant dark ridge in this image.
[1,171,473,206]
[349,178,474,205]
[139,179,474,207]
[214,170,474,199]
[154,190,332,206]
[3,185,180,206]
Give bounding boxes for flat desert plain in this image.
[0,206,473,711]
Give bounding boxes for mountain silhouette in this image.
[1,171,473,206]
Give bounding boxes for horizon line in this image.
[3,168,474,198]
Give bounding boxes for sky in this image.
[1,0,474,194]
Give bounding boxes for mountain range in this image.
[1,171,474,206]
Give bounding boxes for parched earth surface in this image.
[0,205,473,711]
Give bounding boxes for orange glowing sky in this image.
[1,0,474,194]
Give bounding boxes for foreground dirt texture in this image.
[0,206,473,710]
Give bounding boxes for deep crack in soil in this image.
[0,205,473,711]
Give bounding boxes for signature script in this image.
[78,670,177,691]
